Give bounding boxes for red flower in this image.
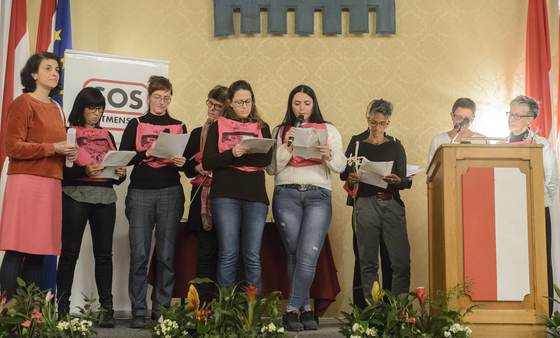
[407,317,416,324]
[415,286,427,306]
[21,320,31,327]
[241,286,259,304]
[31,309,42,324]
[399,313,406,319]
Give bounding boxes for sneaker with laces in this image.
[282,311,303,331]
[300,310,318,330]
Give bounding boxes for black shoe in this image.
[282,311,303,331]
[98,308,116,328]
[130,316,145,329]
[300,310,318,330]
[57,302,70,322]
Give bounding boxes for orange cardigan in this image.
[5,94,67,179]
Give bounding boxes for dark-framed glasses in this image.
[368,119,389,127]
[506,112,532,120]
[87,106,104,113]
[152,94,172,104]
[234,99,253,107]
[206,99,223,110]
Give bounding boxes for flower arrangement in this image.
[146,278,288,338]
[339,280,480,338]
[0,278,98,338]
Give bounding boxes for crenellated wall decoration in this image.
[213,0,396,37]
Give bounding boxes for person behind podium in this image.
[202,80,273,293]
[340,99,410,305]
[506,95,559,314]
[266,85,345,331]
[0,52,77,301]
[119,76,187,328]
[184,85,228,306]
[427,98,485,165]
[56,87,126,326]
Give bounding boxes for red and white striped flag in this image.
[35,0,56,53]
[0,0,29,174]
[462,168,531,301]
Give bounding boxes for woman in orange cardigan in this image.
[0,52,77,300]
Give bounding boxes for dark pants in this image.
[57,194,116,310]
[0,251,44,300]
[546,207,553,316]
[196,228,218,306]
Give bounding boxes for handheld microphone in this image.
[454,117,471,131]
[287,115,304,146]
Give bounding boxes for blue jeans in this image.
[272,185,332,312]
[210,198,268,289]
[125,185,185,317]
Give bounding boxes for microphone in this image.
[287,115,304,147]
[454,117,471,131]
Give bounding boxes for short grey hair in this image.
[367,99,393,118]
[510,95,539,118]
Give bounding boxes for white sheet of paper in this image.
[151,132,190,159]
[96,151,136,180]
[240,136,275,153]
[406,164,424,177]
[358,159,393,188]
[292,128,327,159]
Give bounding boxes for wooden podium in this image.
[427,144,548,337]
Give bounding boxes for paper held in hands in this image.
[357,158,394,189]
[96,151,136,180]
[239,136,275,153]
[291,128,327,159]
[406,164,424,177]
[151,132,191,159]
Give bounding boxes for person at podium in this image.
[506,95,559,314]
[427,98,485,165]
[341,99,410,305]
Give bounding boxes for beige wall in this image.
[25,0,558,317]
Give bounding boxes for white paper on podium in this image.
[151,132,190,159]
[240,136,275,154]
[357,159,394,189]
[292,128,327,159]
[96,151,136,180]
[406,164,425,177]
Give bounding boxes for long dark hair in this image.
[67,87,106,128]
[278,85,329,141]
[220,80,266,128]
[20,52,62,97]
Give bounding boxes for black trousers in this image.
[0,250,44,300]
[56,194,116,309]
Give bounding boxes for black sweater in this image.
[119,113,188,190]
[202,120,273,204]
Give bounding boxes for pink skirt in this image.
[0,174,62,255]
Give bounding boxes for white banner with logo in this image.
[63,50,169,315]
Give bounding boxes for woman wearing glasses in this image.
[267,85,345,331]
[202,80,273,291]
[56,87,126,326]
[427,98,484,165]
[120,76,187,328]
[506,95,558,314]
[184,85,228,305]
[341,99,410,305]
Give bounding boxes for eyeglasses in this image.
[452,113,472,122]
[367,119,389,127]
[233,99,253,107]
[87,106,104,113]
[506,112,532,120]
[151,94,172,104]
[206,99,223,110]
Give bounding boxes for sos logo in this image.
[83,79,147,114]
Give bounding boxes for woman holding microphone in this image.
[0,52,77,300]
[202,80,273,292]
[267,85,345,331]
[120,76,187,328]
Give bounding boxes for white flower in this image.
[350,335,360,338]
[261,326,266,333]
[278,327,284,333]
[444,332,451,337]
[268,322,276,331]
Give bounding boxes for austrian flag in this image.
[462,167,530,302]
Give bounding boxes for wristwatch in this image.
[327,149,334,160]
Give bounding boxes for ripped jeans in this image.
[272,185,332,312]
